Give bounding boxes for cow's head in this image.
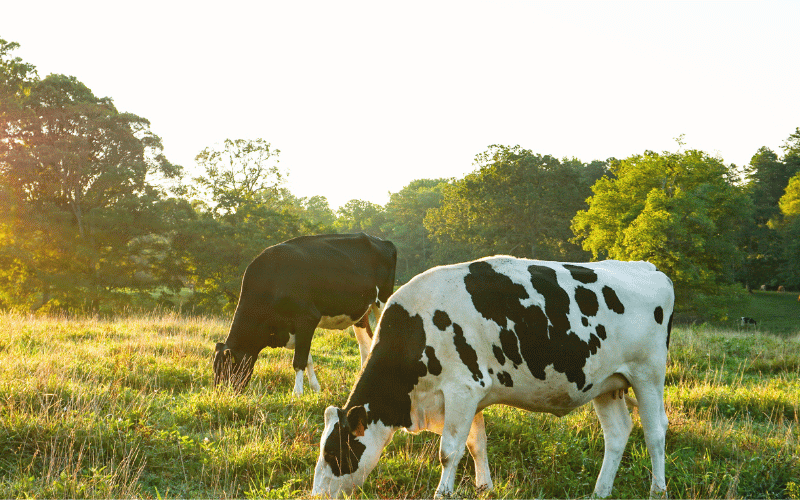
[312,405,390,498]
[213,343,256,390]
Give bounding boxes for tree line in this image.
[2,38,799,320]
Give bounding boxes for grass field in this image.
[0,293,798,498]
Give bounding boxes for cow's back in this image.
[242,233,396,309]
[358,256,673,424]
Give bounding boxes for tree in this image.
[775,170,800,288]
[425,145,605,265]
[180,139,309,313]
[333,199,388,238]
[571,149,752,319]
[1,40,183,312]
[738,129,800,289]
[383,179,447,282]
[192,138,282,217]
[779,172,800,218]
[295,195,336,230]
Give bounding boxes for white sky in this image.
[3,1,799,209]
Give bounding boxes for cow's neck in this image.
[344,364,421,430]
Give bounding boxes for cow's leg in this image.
[352,312,373,367]
[466,411,493,494]
[435,397,479,498]
[305,352,321,393]
[629,377,669,498]
[291,317,319,397]
[591,390,633,498]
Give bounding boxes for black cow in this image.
[213,233,397,395]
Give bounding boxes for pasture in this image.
[0,308,798,499]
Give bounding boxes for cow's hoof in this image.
[475,483,494,497]
[649,486,668,499]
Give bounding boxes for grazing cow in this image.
[213,233,397,396]
[778,285,786,293]
[740,317,757,327]
[313,256,674,498]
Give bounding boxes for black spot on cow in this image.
[453,322,483,383]
[492,344,506,365]
[654,306,664,324]
[433,310,451,330]
[582,317,589,327]
[596,324,607,340]
[497,371,514,387]
[602,286,625,314]
[464,261,606,391]
[583,383,593,392]
[488,368,494,374]
[425,346,442,376]
[666,313,674,349]
[563,264,598,284]
[499,328,522,367]
[575,286,599,317]
[323,413,367,477]
[528,264,572,335]
[344,303,429,428]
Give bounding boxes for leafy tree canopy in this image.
[334,199,388,238]
[426,145,605,265]
[0,39,183,312]
[572,148,752,318]
[383,178,447,282]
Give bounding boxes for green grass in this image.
[0,311,798,499]
[720,290,800,334]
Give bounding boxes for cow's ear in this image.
[215,342,226,354]
[323,406,339,427]
[346,406,368,437]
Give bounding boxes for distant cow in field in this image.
[778,285,786,293]
[213,233,397,396]
[740,317,757,327]
[313,256,674,498]
[760,284,766,291]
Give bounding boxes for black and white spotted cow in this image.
[740,316,757,327]
[213,233,396,396]
[313,256,674,498]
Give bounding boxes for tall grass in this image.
[0,312,798,498]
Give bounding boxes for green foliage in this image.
[572,149,752,319]
[0,41,184,314]
[739,131,800,290]
[426,145,606,265]
[0,311,797,499]
[780,172,800,218]
[0,38,37,103]
[383,179,447,282]
[333,199,388,238]
[192,138,283,218]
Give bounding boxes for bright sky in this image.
[4,1,799,209]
